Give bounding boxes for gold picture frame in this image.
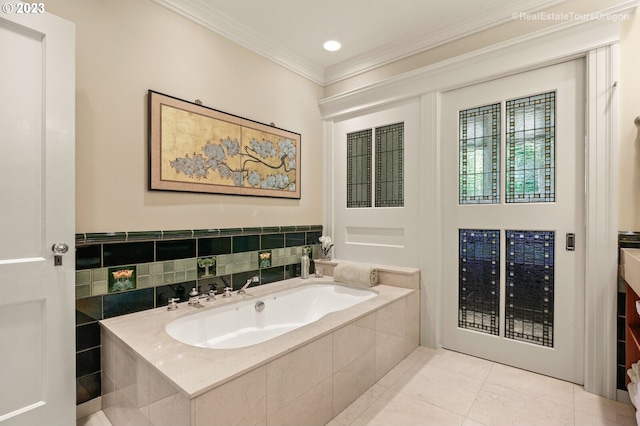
[149,90,301,199]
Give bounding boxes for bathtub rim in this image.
[100,277,416,398]
[164,280,379,325]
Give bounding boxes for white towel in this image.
[636,300,640,317]
[628,368,638,384]
[333,262,378,288]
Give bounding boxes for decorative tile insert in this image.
[259,251,272,268]
[197,257,216,278]
[108,265,136,293]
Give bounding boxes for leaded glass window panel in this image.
[505,230,554,347]
[459,103,500,204]
[346,129,372,208]
[506,92,555,203]
[375,122,404,207]
[459,229,500,335]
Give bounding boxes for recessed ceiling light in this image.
[323,40,341,52]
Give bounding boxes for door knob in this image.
[51,243,69,266]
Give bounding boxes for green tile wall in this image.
[74,225,322,405]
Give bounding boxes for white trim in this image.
[319,15,628,119]
[321,15,626,398]
[419,92,442,348]
[322,120,334,239]
[76,397,102,421]
[152,0,635,86]
[584,45,619,399]
[323,0,567,85]
[150,0,325,84]
[617,389,631,405]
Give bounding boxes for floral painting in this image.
[149,91,301,198]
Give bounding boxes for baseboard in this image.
[617,389,631,405]
[76,397,102,420]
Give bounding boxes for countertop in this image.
[622,248,640,296]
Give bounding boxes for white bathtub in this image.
[165,283,377,349]
[101,274,420,426]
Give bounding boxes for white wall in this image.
[46,0,324,233]
[618,13,640,230]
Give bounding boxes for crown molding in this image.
[318,4,635,120]
[323,0,566,84]
[151,0,325,85]
[153,0,636,87]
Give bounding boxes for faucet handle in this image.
[189,287,198,297]
[223,287,232,297]
[167,298,179,310]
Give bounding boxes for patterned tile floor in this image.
[78,347,637,426]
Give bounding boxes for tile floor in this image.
[77,346,637,426]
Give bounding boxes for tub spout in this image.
[238,276,259,295]
[206,289,216,301]
[188,287,201,306]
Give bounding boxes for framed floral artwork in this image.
[149,90,301,199]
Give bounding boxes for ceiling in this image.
[153,0,569,85]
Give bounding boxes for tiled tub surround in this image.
[75,226,324,299]
[100,267,420,426]
[75,225,322,408]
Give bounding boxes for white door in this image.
[0,11,75,426]
[441,60,585,383]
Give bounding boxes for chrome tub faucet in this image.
[238,276,259,294]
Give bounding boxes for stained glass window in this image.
[375,123,404,207]
[506,92,555,203]
[458,229,500,335]
[459,103,500,204]
[347,129,372,208]
[505,230,554,347]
